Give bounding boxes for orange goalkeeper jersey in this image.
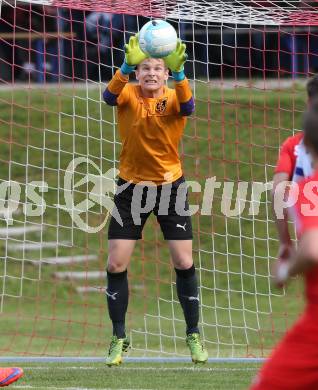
[103,69,194,184]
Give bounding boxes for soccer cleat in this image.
[106,336,130,367]
[0,367,23,387]
[186,333,208,364]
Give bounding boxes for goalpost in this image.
[0,0,316,360]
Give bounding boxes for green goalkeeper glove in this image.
[163,40,188,80]
[120,35,148,74]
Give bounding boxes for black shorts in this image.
[108,176,193,240]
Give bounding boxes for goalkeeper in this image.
[103,35,208,366]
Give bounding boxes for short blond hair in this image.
[136,57,168,70]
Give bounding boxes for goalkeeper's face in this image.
[135,58,169,96]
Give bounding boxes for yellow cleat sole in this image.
[106,360,122,367]
[193,359,207,364]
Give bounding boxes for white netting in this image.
[0,0,308,359]
[7,0,318,25]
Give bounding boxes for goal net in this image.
[0,0,316,359]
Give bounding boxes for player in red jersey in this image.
[251,99,318,390]
[0,367,23,387]
[273,75,318,270]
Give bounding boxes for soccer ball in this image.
[138,20,177,58]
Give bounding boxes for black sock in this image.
[106,269,128,339]
[175,264,199,335]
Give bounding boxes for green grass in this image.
[0,80,307,362]
[4,361,261,389]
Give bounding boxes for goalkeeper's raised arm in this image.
[102,34,148,106]
[163,39,195,116]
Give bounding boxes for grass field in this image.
[3,361,262,389]
[0,79,307,388]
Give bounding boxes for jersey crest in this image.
[155,98,168,114]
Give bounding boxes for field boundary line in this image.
[0,357,265,363]
[20,366,258,371]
